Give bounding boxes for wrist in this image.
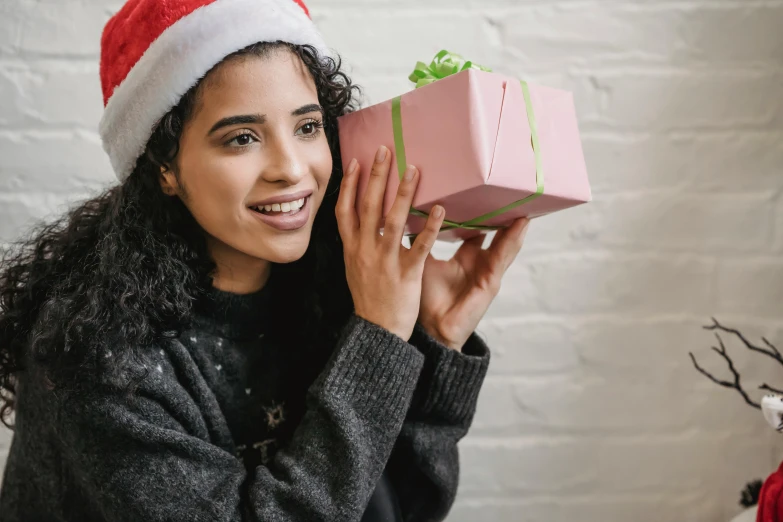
[354,311,412,342]
[417,321,464,351]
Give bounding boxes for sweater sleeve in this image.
[52,314,425,522]
[387,322,491,522]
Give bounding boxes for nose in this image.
[260,133,307,185]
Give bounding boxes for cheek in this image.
[313,142,334,191]
[178,151,255,220]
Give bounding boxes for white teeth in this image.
[285,198,304,210]
[255,197,306,214]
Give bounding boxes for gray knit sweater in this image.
[0,282,490,521]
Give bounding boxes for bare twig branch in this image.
[760,384,783,395]
[763,337,782,358]
[689,333,761,409]
[704,317,783,365]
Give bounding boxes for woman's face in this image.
[160,48,332,290]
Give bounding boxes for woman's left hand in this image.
[417,217,531,351]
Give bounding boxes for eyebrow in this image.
[207,104,324,135]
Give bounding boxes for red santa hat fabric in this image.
[99,0,328,181]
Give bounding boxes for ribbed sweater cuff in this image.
[316,314,425,434]
[407,323,491,427]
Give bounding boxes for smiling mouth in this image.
[248,196,309,216]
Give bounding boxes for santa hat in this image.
[99,0,329,181]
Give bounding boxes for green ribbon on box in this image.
[393,50,545,234]
[408,49,493,88]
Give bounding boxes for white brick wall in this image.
[1,1,782,520]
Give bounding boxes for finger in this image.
[335,158,360,243]
[382,165,419,251]
[359,145,391,241]
[408,204,446,267]
[487,217,530,273]
[458,233,486,253]
[451,233,485,264]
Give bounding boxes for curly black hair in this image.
[0,42,360,428]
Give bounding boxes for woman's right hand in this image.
[336,145,446,341]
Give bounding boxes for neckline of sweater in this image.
[191,279,272,341]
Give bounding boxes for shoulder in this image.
[20,334,203,420]
[45,337,217,441]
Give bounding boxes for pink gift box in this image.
[337,68,592,242]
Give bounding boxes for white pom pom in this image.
[761,393,783,431]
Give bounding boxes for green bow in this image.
[397,50,545,237]
[408,49,493,89]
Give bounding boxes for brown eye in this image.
[226,132,258,148]
[296,119,323,138]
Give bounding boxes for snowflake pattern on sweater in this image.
[176,324,304,473]
[235,402,287,465]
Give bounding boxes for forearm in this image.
[390,322,491,521]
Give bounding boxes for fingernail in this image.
[404,165,416,181]
[347,158,357,175]
[432,205,444,218]
[375,146,387,163]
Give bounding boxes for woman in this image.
[0,0,529,520]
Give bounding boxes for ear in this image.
[158,165,179,196]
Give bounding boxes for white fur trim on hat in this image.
[99,0,329,181]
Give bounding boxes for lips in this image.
[248,195,311,231]
[247,189,313,209]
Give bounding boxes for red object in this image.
[757,461,783,522]
[100,0,214,105]
[100,0,311,105]
[97,0,326,181]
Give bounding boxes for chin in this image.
[264,250,307,264]
[252,235,311,264]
